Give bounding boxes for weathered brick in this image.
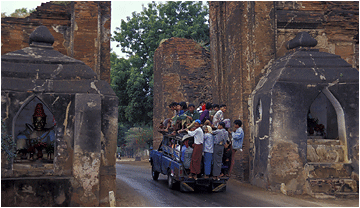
[153,37,211,148]
[1,1,111,84]
[209,1,358,183]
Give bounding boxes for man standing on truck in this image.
[212,122,228,180]
[180,119,204,180]
[229,119,244,177]
[212,104,227,129]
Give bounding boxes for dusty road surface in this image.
[115,159,359,207]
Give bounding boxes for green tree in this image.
[9,8,35,18]
[124,126,153,157]
[111,1,209,127]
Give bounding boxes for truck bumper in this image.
[179,178,228,192]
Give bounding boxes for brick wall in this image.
[1,1,111,83]
[153,37,211,148]
[276,1,359,69]
[209,1,358,182]
[209,1,277,181]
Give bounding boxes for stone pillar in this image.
[99,96,118,206]
[209,1,276,181]
[153,37,211,148]
[72,1,110,83]
[72,93,102,206]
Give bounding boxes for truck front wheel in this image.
[167,172,174,189]
[152,165,159,180]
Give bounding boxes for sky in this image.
[0,0,152,58]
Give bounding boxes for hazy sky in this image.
[0,1,152,58]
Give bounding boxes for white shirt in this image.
[212,110,224,127]
[187,127,204,144]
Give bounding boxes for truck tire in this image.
[167,172,174,189]
[152,165,159,180]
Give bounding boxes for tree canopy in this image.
[1,8,35,18]
[111,1,209,123]
[111,1,209,149]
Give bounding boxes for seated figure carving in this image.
[16,103,55,161]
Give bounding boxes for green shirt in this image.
[209,110,217,116]
[185,110,200,120]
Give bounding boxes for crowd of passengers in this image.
[158,101,244,180]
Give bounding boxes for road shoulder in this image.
[116,159,150,207]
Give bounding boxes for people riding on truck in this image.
[156,101,242,179]
[152,101,245,192]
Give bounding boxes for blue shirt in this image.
[203,133,214,153]
[178,110,184,116]
[181,145,187,161]
[232,127,244,149]
[212,128,228,145]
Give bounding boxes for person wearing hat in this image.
[202,125,214,178]
[182,119,203,180]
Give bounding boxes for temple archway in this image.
[307,91,338,139]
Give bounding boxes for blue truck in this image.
[149,133,228,192]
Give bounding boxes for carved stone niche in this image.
[1,26,118,206]
[249,32,359,195]
[13,96,56,169]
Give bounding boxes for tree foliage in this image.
[124,126,153,156]
[111,1,209,147]
[2,8,35,18]
[111,1,209,123]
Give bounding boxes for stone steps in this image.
[307,138,340,145]
[307,139,344,163]
[304,162,353,179]
[306,178,358,198]
[305,137,358,199]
